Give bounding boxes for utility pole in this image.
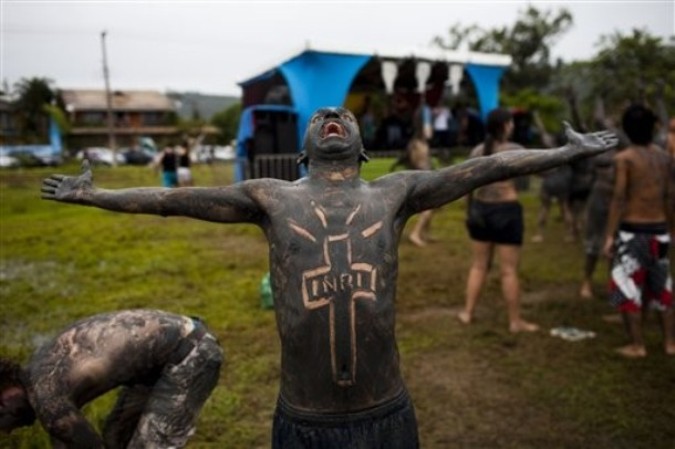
[101,30,117,165]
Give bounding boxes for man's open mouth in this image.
[320,121,347,139]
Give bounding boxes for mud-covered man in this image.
[0,309,222,448]
[40,107,616,448]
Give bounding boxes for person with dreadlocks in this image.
[457,108,540,333]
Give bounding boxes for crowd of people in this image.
[1,100,671,448]
[402,103,673,357]
[361,94,483,153]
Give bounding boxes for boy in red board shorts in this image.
[604,104,675,358]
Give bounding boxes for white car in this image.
[0,153,18,168]
[213,145,235,161]
[76,147,126,166]
[0,148,18,168]
[0,146,62,167]
[192,145,235,163]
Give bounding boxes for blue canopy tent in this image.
[236,45,511,181]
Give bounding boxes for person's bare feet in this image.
[408,234,427,247]
[602,314,622,323]
[509,319,540,333]
[457,310,472,325]
[615,344,647,358]
[579,281,593,299]
[665,342,675,356]
[531,234,544,243]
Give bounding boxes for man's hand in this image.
[41,160,94,203]
[563,121,618,152]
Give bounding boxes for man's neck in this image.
[308,160,361,183]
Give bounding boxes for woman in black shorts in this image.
[457,108,540,333]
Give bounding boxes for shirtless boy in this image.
[0,309,222,448]
[40,107,616,448]
[604,104,675,358]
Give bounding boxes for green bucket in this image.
[260,272,274,309]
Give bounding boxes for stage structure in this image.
[235,44,511,181]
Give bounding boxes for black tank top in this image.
[179,153,190,168]
[162,152,177,171]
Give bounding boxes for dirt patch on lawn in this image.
[398,304,614,449]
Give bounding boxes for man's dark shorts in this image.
[272,389,419,449]
[466,200,524,245]
[106,318,223,448]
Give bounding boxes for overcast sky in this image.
[1,0,673,96]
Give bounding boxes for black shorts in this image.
[466,200,524,245]
[569,188,591,203]
[272,389,419,449]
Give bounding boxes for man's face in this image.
[303,108,363,162]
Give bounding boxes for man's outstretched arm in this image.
[398,123,618,214]
[41,161,267,224]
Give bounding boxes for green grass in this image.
[1,160,674,448]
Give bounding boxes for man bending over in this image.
[0,309,223,448]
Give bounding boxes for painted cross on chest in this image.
[289,203,382,386]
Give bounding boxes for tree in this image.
[501,88,565,134]
[547,61,596,131]
[589,29,675,118]
[547,29,675,133]
[13,77,56,144]
[433,6,573,92]
[211,102,241,145]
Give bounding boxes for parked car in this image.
[30,146,63,166]
[0,146,62,167]
[8,150,49,167]
[121,147,155,165]
[76,147,126,166]
[213,145,235,161]
[0,148,19,168]
[192,145,235,163]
